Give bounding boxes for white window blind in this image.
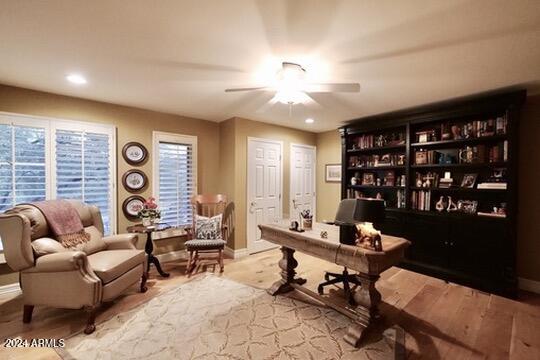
[154,132,197,228]
[0,123,47,212]
[55,129,113,235]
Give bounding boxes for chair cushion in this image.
[87,249,146,284]
[185,239,226,250]
[31,238,67,257]
[194,214,223,239]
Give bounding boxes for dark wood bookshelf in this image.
[339,88,526,297]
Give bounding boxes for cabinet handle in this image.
[444,241,449,245]
[450,242,454,246]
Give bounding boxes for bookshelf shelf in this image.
[347,165,406,171]
[410,134,508,148]
[340,89,525,297]
[346,144,405,154]
[411,162,507,169]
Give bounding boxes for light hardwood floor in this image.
[1,249,539,359]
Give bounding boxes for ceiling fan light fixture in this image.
[274,89,310,105]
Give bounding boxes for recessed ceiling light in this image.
[305,118,314,124]
[66,73,87,85]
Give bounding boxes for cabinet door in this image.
[449,218,506,279]
[405,215,449,268]
[378,211,405,237]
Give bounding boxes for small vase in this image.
[142,218,151,227]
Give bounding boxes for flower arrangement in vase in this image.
[138,197,161,226]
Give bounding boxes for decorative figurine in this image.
[435,196,447,212]
[447,196,457,212]
[320,231,328,239]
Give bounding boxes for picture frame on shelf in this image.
[457,200,478,214]
[383,170,395,186]
[460,173,478,188]
[325,164,342,182]
[362,173,375,185]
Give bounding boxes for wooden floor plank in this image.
[0,248,539,360]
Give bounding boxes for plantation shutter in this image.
[158,141,195,227]
[0,123,47,212]
[55,129,113,235]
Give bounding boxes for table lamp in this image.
[334,198,385,245]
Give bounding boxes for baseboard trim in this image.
[0,282,21,296]
[224,247,249,259]
[519,277,540,294]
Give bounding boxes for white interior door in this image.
[247,138,282,254]
[290,144,316,222]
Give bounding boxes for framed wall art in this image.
[122,142,148,165]
[325,164,341,183]
[122,169,148,192]
[122,195,145,220]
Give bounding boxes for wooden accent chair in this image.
[185,194,228,277]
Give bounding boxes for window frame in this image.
[152,131,197,228]
[0,112,117,238]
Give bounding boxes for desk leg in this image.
[267,247,306,296]
[344,273,381,347]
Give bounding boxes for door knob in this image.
[249,201,257,213]
[292,199,298,209]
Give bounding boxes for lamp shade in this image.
[334,198,385,225]
[353,198,386,223]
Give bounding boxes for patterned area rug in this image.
[59,275,403,359]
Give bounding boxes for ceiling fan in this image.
[225,62,360,113]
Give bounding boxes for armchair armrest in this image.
[103,234,138,250]
[28,251,92,273]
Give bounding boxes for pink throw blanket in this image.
[31,200,90,248]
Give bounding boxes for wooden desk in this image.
[259,222,410,347]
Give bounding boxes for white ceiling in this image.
[0,0,539,132]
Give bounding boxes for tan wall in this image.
[0,84,221,285]
[315,130,342,222]
[517,95,540,282]
[222,117,317,250]
[218,118,237,248]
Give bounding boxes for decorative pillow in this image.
[195,214,223,240]
[31,238,68,257]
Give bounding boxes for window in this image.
[0,122,48,211]
[53,123,115,235]
[153,132,197,227]
[0,114,116,247]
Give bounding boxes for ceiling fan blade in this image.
[303,83,361,93]
[225,86,271,92]
[256,96,280,113]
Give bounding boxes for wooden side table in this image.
[127,223,171,278]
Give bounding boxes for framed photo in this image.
[460,173,478,188]
[122,195,145,220]
[325,164,342,182]
[415,151,427,165]
[122,169,148,192]
[383,170,395,186]
[457,200,478,214]
[122,142,148,165]
[362,172,375,185]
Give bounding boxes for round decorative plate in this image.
[122,195,145,220]
[122,169,148,192]
[122,142,148,165]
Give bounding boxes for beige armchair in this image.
[0,200,147,334]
